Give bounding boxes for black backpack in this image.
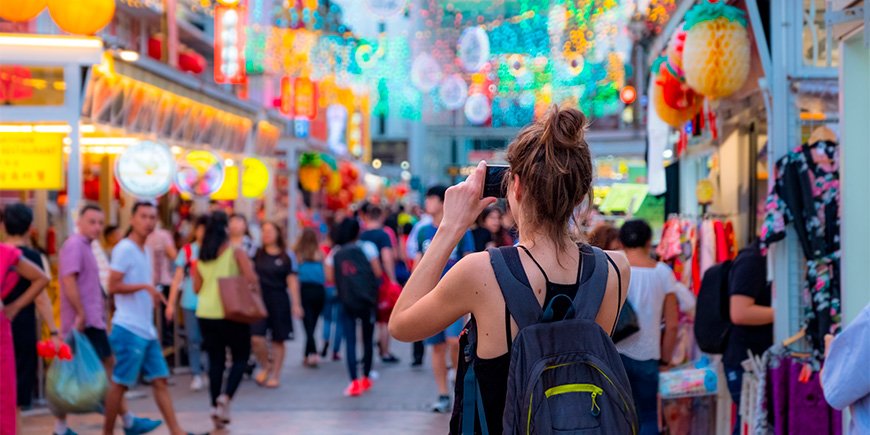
[452,245,638,434]
[694,260,733,354]
[333,244,378,317]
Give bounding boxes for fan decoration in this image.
[651,56,703,129]
[175,150,226,197]
[410,53,443,93]
[681,1,751,100]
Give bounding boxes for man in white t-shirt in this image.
[103,202,192,435]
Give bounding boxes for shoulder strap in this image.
[488,246,542,330]
[573,246,609,322]
[603,252,623,336]
[184,244,193,264]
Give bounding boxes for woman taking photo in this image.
[389,106,631,433]
[294,228,326,367]
[192,211,259,430]
[616,219,680,435]
[251,222,302,386]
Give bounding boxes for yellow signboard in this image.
[0,132,64,190]
[211,165,239,200]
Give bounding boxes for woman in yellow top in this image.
[192,211,259,430]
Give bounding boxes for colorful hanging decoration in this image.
[464,93,491,125]
[681,1,751,100]
[298,152,323,193]
[241,157,269,198]
[0,0,45,22]
[47,0,115,35]
[651,50,703,129]
[364,0,407,18]
[457,26,491,73]
[410,53,442,92]
[175,150,226,197]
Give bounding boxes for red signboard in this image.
[279,76,293,115]
[214,4,246,84]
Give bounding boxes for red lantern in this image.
[148,36,162,60]
[620,86,637,105]
[178,50,206,74]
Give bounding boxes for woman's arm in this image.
[390,161,495,342]
[3,257,50,321]
[730,295,774,325]
[192,264,203,294]
[165,267,185,320]
[660,293,679,364]
[234,247,260,288]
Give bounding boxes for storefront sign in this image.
[294,77,317,120]
[599,183,649,215]
[242,157,269,198]
[279,76,293,115]
[115,140,175,198]
[175,150,225,197]
[0,132,64,190]
[214,4,247,84]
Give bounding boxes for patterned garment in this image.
[760,140,841,355]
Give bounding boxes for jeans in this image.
[182,308,207,376]
[341,307,374,381]
[198,318,251,407]
[300,282,325,357]
[620,355,660,435]
[724,363,745,435]
[321,291,343,354]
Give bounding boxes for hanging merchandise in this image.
[115,140,175,199]
[464,93,491,125]
[651,56,704,129]
[298,152,323,193]
[47,0,115,35]
[438,74,468,110]
[410,53,442,92]
[760,139,841,355]
[457,26,490,73]
[175,150,226,197]
[681,1,751,100]
[0,0,45,22]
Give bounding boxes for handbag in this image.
[219,275,267,324]
[612,300,640,343]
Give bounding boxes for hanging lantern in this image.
[682,2,751,100]
[0,0,45,22]
[651,57,703,128]
[47,0,115,35]
[666,24,688,75]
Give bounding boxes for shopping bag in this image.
[46,331,108,414]
[377,279,402,322]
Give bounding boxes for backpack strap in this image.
[488,246,543,330]
[572,245,609,322]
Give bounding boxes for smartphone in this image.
[482,165,509,199]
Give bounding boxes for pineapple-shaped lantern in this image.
[651,53,704,128]
[681,1,751,100]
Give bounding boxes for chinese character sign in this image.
[215,4,247,84]
[0,132,64,190]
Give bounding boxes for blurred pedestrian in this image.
[193,211,258,429]
[147,221,178,347]
[0,206,50,434]
[229,214,257,258]
[165,216,209,392]
[251,222,301,386]
[56,205,155,435]
[822,302,870,434]
[360,204,401,364]
[319,233,343,361]
[588,222,623,251]
[104,201,191,435]
[294,228,326,367]
[2,204,60,413]
[616,219,680,435]
[325,218,382,397]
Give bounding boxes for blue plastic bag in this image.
[46,330,108,414]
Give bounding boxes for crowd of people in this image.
[1,105,868,435]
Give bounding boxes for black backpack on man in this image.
[333,243,379,317]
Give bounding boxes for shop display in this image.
[175,150,225,198]
[115,140,175,198]
[761,138,841,355]
[47,0,115,36]
[681,1,751,100]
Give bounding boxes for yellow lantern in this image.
[0,0,45,22]
[48,0,115,35]
[681,2,751,100]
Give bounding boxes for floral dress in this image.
[0,243,22,434]
[760,140,840,355]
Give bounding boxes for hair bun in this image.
[541,105,588,151]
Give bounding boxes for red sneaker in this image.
[360,377,373,392]
[344,380,364,397]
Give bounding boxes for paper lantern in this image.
[464,93,491,125]
[298,166,321,192]
[652,59,703,128]
[48,0,115,35]
[410,53,442,92]
[666,24,688,75]
[458,26,490,73]
[682,2,751,100]
[439,74,468,110]
[0,0,45,22]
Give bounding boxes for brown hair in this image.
[506,105,594,254]
[588,223,621,251]
[294,227,321,262]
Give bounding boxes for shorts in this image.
[424,317,465,345]
[108,325,170,388]
[82,327,113,361]
[250,289,293,342]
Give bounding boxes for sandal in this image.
[254,369,269,386]
[264,377,281,388]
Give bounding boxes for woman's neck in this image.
[230,234,244,244]
[623,248,655,267]
[517,231,574,255]
[264,244,281,255]
[4,235,28,247]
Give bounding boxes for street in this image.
[22,338,450,434]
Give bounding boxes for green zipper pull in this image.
[591,392,601,417]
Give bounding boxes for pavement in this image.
[21,331,452,435]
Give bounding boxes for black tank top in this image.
[450,245,595,434]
